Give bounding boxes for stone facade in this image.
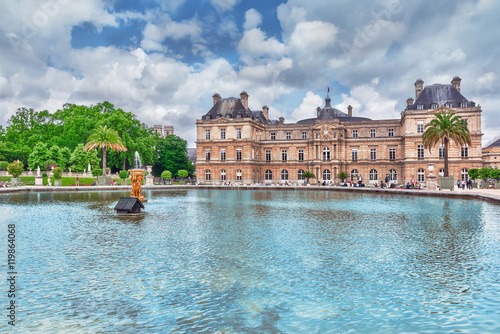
[482,138,500,168]
[196,78,483,185]
[153,125,174,138]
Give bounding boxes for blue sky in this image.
[1,0,499,146]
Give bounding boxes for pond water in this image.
[1,189,500,333]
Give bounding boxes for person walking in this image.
[76,175,79,186]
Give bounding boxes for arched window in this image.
[369,169,378,181]
[461,168,469,182]
[417,168,425,182]
[205,170,211,181]
[350,169,359,181]
[322,147,330,161]
[220,169,226,181]
[322,169,331,180]
[265,169,272,180]
[389,169,397,181]
[236,169,242,181]
[281,169,289,180]
[297,169,305,180]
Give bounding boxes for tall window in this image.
[220,169,226,181]
[352,130,358,138]
[352,149,358,161]
[271,133,276,140]
[439,145,444,158]
[460,102,467,108]
[322,147,330,161]
[281,169,289,180]
[205,169,211,181]
[370,129,376,138]
[265,169,272,180]
[205,149,210,161]
[461,168,469,182]
[282,150,287,161]
[286,132,291,140]
[298,149,304,161]
[236,128,241,139]
[417,145,424,159]
[297,169,305,180]
[350,169,359,181]
[417,168,425,182]
[369,169,378,181]
[302,131,307,139]
[266,150,271,161]
[220,128,226,139]
[205,129,210,140]
[389,169,397,181]
[370,148,376,160]
[388,129,394,137]
[461,145,468,158]
[417,121,424,134]
[236,169,242,181]
[389,148,396,160]
[322,169,331,180]
[220,149,226,161]
[236,149,242,161]
[431,103,438,109]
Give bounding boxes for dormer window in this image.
[431,103,438,109]
[460,102,467,107]
[445,103,452,108]
[417,104,424,110]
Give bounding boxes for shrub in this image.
[53,167,63,180]
[44,159,57,171]
[161,170,172,180]
[478,167,491,180]
[0,161,8,170]
[92,168,103,177]
[118,170,129,179]
[7,161,24,178]
[42,173,48,178]
[468,168,479,181]
[178,170,188,178]
[490,168,500,181]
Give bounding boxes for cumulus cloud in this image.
[290,91,323,122]
[243,9,262,30]
[238,28,287,64]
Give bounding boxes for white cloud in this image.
[243,9,262,31]
[290,91,323,122]
[210,0,239,11]
[336,85,398,120]
[290,21,338,52]
[238,28,287,63]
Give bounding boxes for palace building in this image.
[195,77,483,185]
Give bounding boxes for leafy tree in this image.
[337,172,347,182]
[118,170,129,180]
[70,143,100,172]
[7,161,23,178]
[52,167,63,180]
[161,170,172,180]
[0,161,8,170]
[59,147,72,170]
[490,168,500,181]
[478,167,491,180]
[422,109,470,177]
[28,142,50,170]
[178,170,188,179]
[92,168,103,177]
[84,125,127,176]
[302,171,315,183]
[156,135,194,177]
[468,168,480,181]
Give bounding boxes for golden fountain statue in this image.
[129,170,145,202]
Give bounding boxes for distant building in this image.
[153,125,174,138]
[483,138,500,168]
[187,148,197,165]
[195,78,484,185]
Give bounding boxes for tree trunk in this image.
[443,137,449,177]
[123,157,126,171]
[103,147,107,176]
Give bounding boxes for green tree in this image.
[84,125,127,176]
[422,109,470,177]
[28,142,50,170]
[7,161,23,178]
[302,171,315,184]
[478,167,491,180]
[468,168,480,181]
[337,172,347,182]
[178,170,188,179]
[156,135,194,177]
[52,167,63,180]
[70,143,100,172]
[118,170,129,180]
[490,168,500,181]
[161,170,172,180]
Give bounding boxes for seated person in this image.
[406,182,411,189]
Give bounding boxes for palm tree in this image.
[84,125,127,176]
[302,171,315,184]
[422,109,470,177]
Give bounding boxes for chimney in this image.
[240,91,249,109]
[212,93,221,106]
[347,105,352,117]
[262,105,269,120]
[279,117,284,124]
[451,76,461,92]
[414,79,424,100]
[316,107,321,118]
[406,97,414,106]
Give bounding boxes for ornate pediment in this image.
[212,117,233,124]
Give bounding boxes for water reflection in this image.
[1,189,499,333]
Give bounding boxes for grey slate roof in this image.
[202,97,255,120]
[297,93,372,123]
[407,84,475,110]
[114,197,144,212]
[486,138,500,148]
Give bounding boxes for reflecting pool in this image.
[1,189,500,333]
